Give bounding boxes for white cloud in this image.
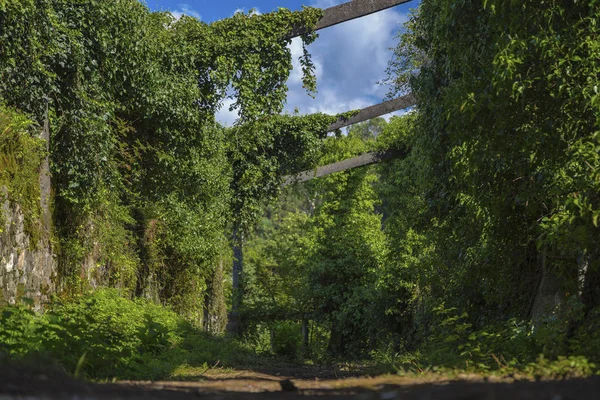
[311,0,345,8]
[214,1,410,125]
[233,8,262,16]
[216,98,239,127]
[282,4,408,119]
[170,3,201,20]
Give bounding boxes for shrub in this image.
[271,321,302,359]
[37,290,183,377]
[0,289,268,380]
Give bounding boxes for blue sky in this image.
[143,0,420,125]
[145,0,313,22]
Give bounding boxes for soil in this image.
[1,363,599,399]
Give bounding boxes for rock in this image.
[279,379,298,392]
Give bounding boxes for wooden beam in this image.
[327,93,416,132]
[289,0,414,38]
[283,150,403,186]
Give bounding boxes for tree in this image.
[302,135,386,355]
[347,117,387,141]
[385,0,600,330]
[0,0,327,326]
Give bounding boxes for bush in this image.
[271,321,302,359]
[421,304,535,370]
[385,304,600,377]
[38,290,183,377]
[0,299,40,357]
[0,289,259,380]
[0,290,181,377]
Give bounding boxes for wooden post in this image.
[302,319,309,355]
[270,326,276,353]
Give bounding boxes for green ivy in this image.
[229,113,336,234]
[0,105,45,242]
[0,0,328,320]
[385,0,600,326]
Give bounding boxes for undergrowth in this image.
[2,290,599,381]
[0,289,265,380]
[370,304,600,379]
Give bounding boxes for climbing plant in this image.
[384,0,600,338]
[229,113,336,234]
[0,105,45,240]
[0,0,330,323]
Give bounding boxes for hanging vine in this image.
[0,0,331,319]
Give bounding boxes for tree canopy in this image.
[1,0,599,374]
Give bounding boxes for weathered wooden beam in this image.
[289,0,414,38]
[327,93,416,132]
[283,150,403,186]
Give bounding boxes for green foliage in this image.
[348,117,387,142]
[229,113,336,233]
[0,290,264,380]
[421,304,533,370]
[306,135,387,356]
[0,0,329,319]
[0,299,40,357]
[382,0,600,336]
[372,303,600,378]
[4,0,600,380]
[240,0,600,371]
[0,290,180,377]
[206,8,323,121]
[0,105,45,239]
[243,130,391,358]
[522,355,597,380]
[244,209,314,321]
[271,321,303,359]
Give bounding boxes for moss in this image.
[55,186,141,296]
[0,105,45,244]
[16,283,25,300]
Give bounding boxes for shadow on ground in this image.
[1,362,599,400]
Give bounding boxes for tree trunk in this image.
[204,257,228,334]
[530,249,565,325]
[226,223,243,335]
[327,319,345,356]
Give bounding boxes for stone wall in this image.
[0,117,55,308]
[0,199,55,307]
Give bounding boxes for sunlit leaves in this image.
[384,0,600,327]
[0,0,326,311]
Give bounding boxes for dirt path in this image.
[1,364,599,399]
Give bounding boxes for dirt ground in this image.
[1,363,599,399]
